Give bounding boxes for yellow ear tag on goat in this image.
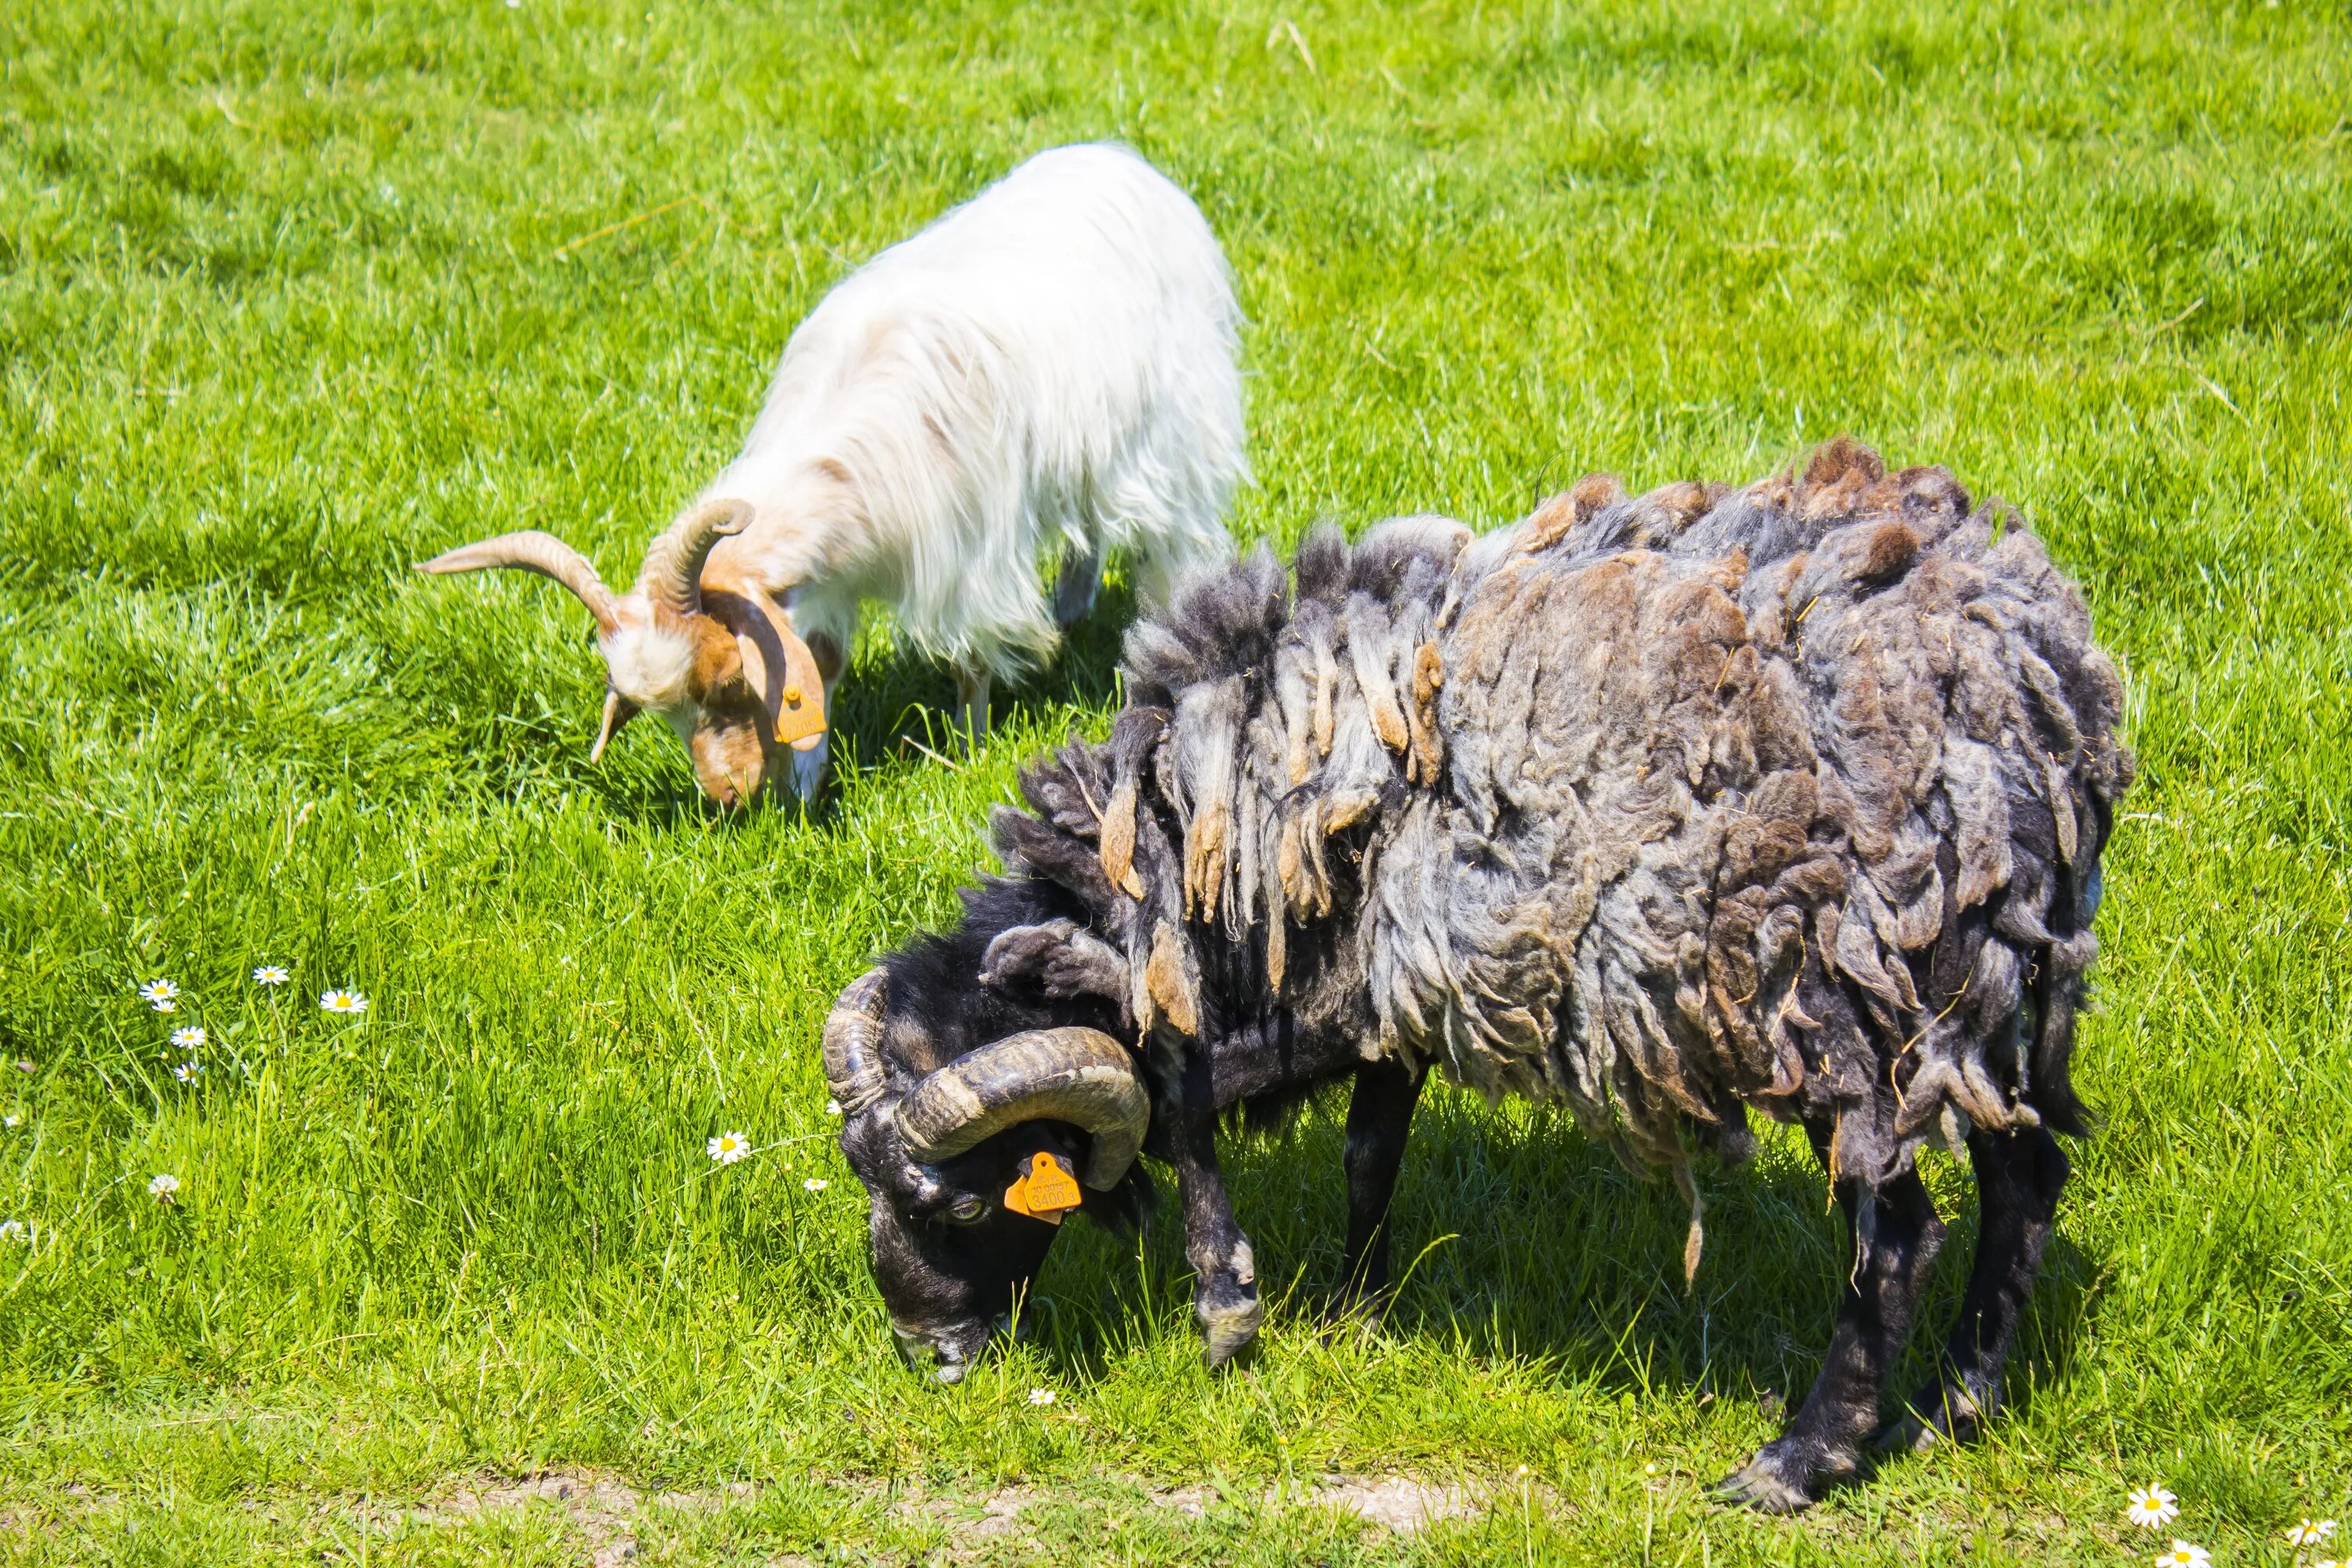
[1004,1151,1082,1225]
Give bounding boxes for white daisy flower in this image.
[2153,1542,2209,1568]
[252,965,289,986]
[147,1173,181,1203]
[172,1062,203,1083]
[2286,1520,2338,1548]
[1028,1388,1054,1406]
[2128,1484,2180,1528]
[319,989,369,1015]
[170,1026,206,1051]
[137,979,180,1009]
[803,1178,828,1192]
[825,1098,842,1116]
[0,1219,27,1241]
[707,1131,750,1164]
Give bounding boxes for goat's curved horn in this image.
[895,1029,1148,1191]
[414,530,620,636]
[640,498,752,619]
[822,967,891,1118]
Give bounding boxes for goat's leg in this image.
[1878,1125,2069,1451]
[1054,539,1102,627]
[1331,1055,1426,1323]
[951,662,990,749]
[788,629,848,800]
[1716,1155,1944,1513]
[1159,1045,1262,1367]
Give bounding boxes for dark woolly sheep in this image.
[827,438,2132,1512]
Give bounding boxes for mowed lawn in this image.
[2,0,2348,1562]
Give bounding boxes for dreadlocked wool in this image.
[993,439,2132,1260]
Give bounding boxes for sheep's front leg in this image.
[952,662,991,749]
[1878,1125,2069,1451]
[1160,1045,1262,1367]
[1332,1055,1426,1323]
[1716,1156,1944,1513]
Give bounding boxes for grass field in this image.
[3,0,2350,1561]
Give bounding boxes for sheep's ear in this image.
[725,594,828,750]
[979,920,1131,1010]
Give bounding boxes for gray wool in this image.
[996,439,2133,1243]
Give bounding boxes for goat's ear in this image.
[728,595,828,750]
[589,688,639,762]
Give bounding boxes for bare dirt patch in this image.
[1152,1474,1475,1535]
[412,1469,766,1565]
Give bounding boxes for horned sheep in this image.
[826,438,2133,1512]
[418,142,1244,806]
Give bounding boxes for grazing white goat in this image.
[419,142,1245,806]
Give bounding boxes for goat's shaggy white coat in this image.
[425,142,1245,805]
[691,141,1244,706]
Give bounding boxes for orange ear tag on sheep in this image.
[1004,1151,1083,1225]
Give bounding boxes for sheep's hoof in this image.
[1317,1290,1390,1341]
[1197,1288,1264,1370]
[1711,1441,1843,1515]
[1873,1382,1989,1454]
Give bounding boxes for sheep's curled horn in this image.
[820,970,1149,1191]
[821,968,892,1117]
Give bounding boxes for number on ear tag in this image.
[1004,1150,1083,1225]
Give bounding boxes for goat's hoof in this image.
[1711,1440,1847,1515]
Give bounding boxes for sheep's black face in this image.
[833,877,1142,1381]
[840,1111,1070,1382]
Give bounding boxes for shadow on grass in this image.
[1033,1097,2100,1440]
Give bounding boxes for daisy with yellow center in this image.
[137,979,180,1011]
[803,1178,828,1192]
[2128,1485,2180,1528]
[2153,1542,2209,1568]
[253,965,289,986]
[170,1026,205,1051]
[2287,1520,2339,1548]
[707,1131,750,1164]
[319,989,369,1015]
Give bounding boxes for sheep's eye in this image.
[947,1196,988,1225]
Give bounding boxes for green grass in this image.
[2,0,2348,1561]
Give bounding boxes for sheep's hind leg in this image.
[1328,1056,1426,1327]
[1877,1125,2068,1453]
[1161,1047,1263,1367]
[1054,540,1102,627]
[1715,1159,1945,1514]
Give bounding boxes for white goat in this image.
[419,142,1245,806]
